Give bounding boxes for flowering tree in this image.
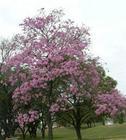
[50,58,100,140]
[95,89,126,122]
[4,9,90,140]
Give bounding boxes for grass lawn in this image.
[19,123,126,140]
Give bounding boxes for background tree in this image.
[95,89,126,123]
[96,65,117,93]
[93,65,118,125]
[0,39,18,139]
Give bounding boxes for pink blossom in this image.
[95,89,126,117]
[16,110,39,128]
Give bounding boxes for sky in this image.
[0,0,126,94]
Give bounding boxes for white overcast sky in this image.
[0,0,126,94]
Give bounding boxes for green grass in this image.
[19,123,126,140]
[84,124,126,139]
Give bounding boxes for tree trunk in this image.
[41,127,45,139]
[22,132,26,140]
[29,127,37,138]
[75,126,82,140]
[47,112,53,140]
[20,128,27,140]
[47,81,53,140]
[102,116,105,125]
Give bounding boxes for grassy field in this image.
[19,124,126,140]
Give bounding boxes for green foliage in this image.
[0,72,17,138]
[115,112,125,124]
[97,66,117,93]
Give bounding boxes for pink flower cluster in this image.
[49,104,60,112]
[49,95,69,113]
[12,83,32,104]
[95,89,126,117]
[22,15,54,30]
[16,110,39,128]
